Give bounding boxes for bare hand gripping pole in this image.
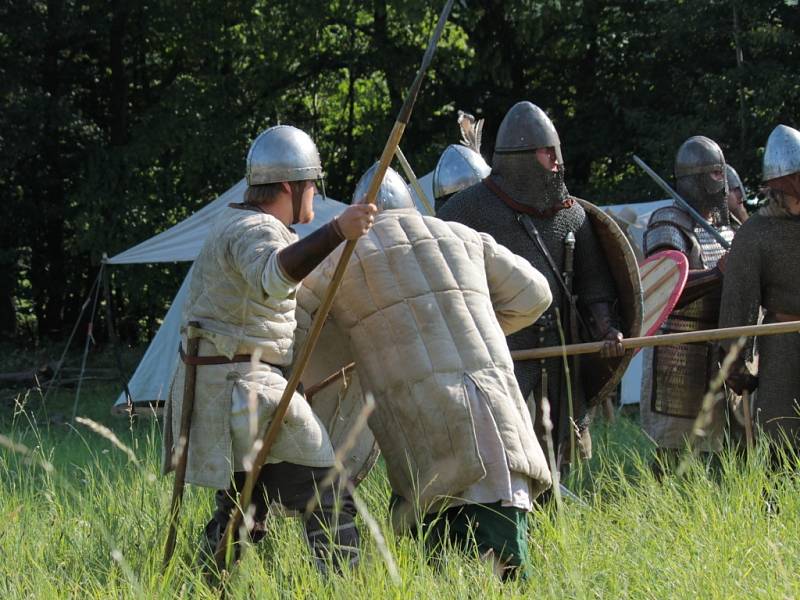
[633,154,731,250]
[214,0,455,573]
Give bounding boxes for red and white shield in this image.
[639,250,689,338]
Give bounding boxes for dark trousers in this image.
[204,462,359,574]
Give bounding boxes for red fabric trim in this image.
[482,176,573,217]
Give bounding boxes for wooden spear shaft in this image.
[214,0,455,572]
[510,320,800,361]
[395,146,435,215]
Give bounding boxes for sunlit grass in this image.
[1,384,798,598]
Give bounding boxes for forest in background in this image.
[1,0,799,346]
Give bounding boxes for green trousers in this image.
[394,496,532,579]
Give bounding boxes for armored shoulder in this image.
[644,206,692,256]
[436,181,487,224]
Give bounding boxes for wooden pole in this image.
[214,0,456,573]
[162,321,201,568]
[510,320,800,361]
[395,146,435,215]
[305,363,356,404]
[741,389,754,450]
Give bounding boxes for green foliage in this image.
[2,1,799,342]
[2,386,800,598]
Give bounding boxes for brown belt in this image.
[178,343,275,366]
[765,310,800,323]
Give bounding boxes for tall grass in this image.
[1,384,798,599]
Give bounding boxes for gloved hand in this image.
[726,371,758,395]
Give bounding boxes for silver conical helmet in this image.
[246,125,323,185]
[494,101,563,164]
[432,145,491,200]
[762,124,800,182]
[352,162,415,211]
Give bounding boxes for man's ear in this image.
[280,181,292,195]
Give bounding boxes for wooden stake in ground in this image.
[214,0,456,574]
[162,322,201,568]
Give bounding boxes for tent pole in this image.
[44,268,103,403]
[101,255,134,415]
[71,263,105,421]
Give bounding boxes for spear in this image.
[510,320,800,361]
[395,146,435,215]
[214,0,456,572]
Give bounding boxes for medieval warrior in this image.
[640,135,735,454]
[719,124,800,450]
[437,101,627,468]
[725,164,749,228]
[432,111,491,212]
[161,125,376,573]
[298,164,553,578]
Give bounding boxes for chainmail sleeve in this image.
[573,208,618,306]
[718,221,762,359]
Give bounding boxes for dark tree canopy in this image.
[1,0,798,344]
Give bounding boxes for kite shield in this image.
[639,250,689,338]
[577,199,644,406]
[301,318,379,486]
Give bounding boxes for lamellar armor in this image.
[644,137,734,421]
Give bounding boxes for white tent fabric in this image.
[111,170,670,412]
[109,179,347,412]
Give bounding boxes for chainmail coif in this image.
[491,151,568,211]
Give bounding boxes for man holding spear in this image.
[161,124,375,573]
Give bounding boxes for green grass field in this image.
[1,382,799,599]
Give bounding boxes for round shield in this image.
[301,318,379,486]
[576,199,644,407]
[639,250,689,338]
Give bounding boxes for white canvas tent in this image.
[109,169,668,413]
[107,178,348,413]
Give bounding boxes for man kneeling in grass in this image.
[298,163,553,578]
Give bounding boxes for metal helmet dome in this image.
[352,162,415,211]
[674,136,725,178]
[432,145,491,200]
[246,125,323,185]
[494,101,562,165]
[762,124,800,182]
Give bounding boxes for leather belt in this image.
[178,343,276,366]
[765,310,800,323]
